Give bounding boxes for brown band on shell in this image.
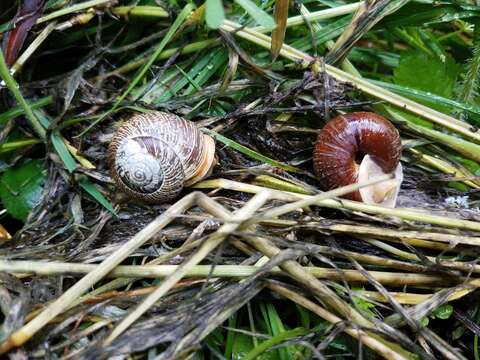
[107,112,216,203]
[312,112,402,201]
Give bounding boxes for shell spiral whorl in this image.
[108,112,216,203]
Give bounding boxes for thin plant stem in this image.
[0,260,464,286]
[0,51,45,139]
[307,222,480,247]
[11,22,57,76]
[253,2,362,32]
[103,190,271,344]
[112,6,169,18]
[37,0,115,24]
[194,178,480,232]
[103,175,394,342]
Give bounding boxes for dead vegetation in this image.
[0,0,479,359]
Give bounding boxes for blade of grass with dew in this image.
[174,65,202,92]
[132,67,181,104]
[371,80,480,125]
[385,107,480,163]
[78,177,116,215]
[154,48,225,103]
[205,0,225,29]
[234,0,275,29]
[183,49,228,95]
[0,51,45,139]
[271,0,289,60]
[79,3,194,135]
[203,129,301,173]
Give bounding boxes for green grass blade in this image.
[50,131,77,173]
[234,0,275,29]
[0,96,53,125]
[183,49,228,95]
[0,51,46,139]
[386,107,480,163]
[0,139,42,154]
[205,0,225,29]
[79,177,116,215]
[80,4,194,135]
[224,313,236,358]
[154,49,225,103]
[372,79,480,125]
[243,328,307,360]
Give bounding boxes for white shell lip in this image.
[357,155,403,208]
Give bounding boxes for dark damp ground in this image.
[0,1,480,359]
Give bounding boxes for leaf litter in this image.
[0,1,479,359]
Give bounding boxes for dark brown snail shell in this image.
[313,112,403,207]
[107,112,215,203]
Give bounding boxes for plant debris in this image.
[0,1,479,359]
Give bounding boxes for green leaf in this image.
[78,177,117,215]
[232,333,255,360]
[261,302,291,360]
[420,316,429,327]
[352,287,376,318]
[234,0,275,29]
[432,304,453,320]
[224,314,237,359]
[451,325,465,340]
[0,159,47,221]
[205,0,225,29]
[393,51,459,99]
[51,131,77,173]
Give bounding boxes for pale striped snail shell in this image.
[107,112,216,203]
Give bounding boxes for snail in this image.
[313,112,403,207]
[107,112,216,203]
